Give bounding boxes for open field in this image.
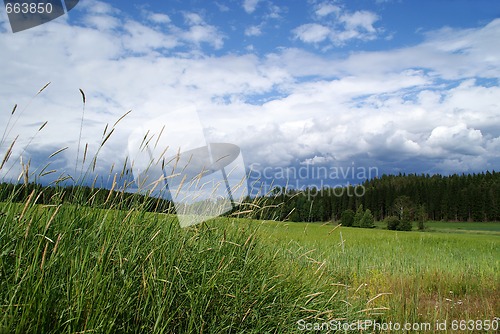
[373,220,500,235]
[423,221,500,234]
[1,195,499,333]
[254,220,499,327]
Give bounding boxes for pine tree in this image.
[353,204,364,227]
[341,209,355,227]
[360,209,375,228]
[416,204,427,231]
[398,218,412,231]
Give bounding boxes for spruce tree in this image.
[353,204,364,227]
[360,209,375,228]
[398,219,412,231]
[417,204,427,231]
[341,209,355,227]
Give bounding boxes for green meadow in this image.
[372,220,500,234]
[1,188,498,333]
[256,220,499,326]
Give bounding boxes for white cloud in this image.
[427,124,485,156]
[244,18,500,170]
[293,23,330,43]
[315,3,341,17]
[301,155,335,165]
[293,5,381,46]
[83,14,121,31]
[148,13,171,24]
[123,20,178,52]
[176,12,226,49]
[340,10,378,33]
[215,2,230,12]
[386,130,421,154]
[78,0,118,15]
[277,19,500,81]
[245,25,262,37]
[266,4,283,19]
[243,0,260,14]
[184,12,204,26]
[181,25,225,49]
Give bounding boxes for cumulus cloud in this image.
[245,25,262,37]
[147,13,171,24]
[184,12,204,26]
[243,0,261,14]
[178,12,225,49]
[237,20,500,173]
[427,124,485,156]
[78,0,117,15]
[293,3,381,46]
[293,23,330,43]
[315,3,341,17]
[340,10,378,33]
[181,24,225,49]
[123,20,178,52]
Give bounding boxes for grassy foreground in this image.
[0,191,371,334]
[1,189,499,333]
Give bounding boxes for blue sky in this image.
[0,0,499,191]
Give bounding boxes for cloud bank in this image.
[0,0,499,188]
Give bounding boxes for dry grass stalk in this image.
[0,136,18,170]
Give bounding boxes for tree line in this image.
[0,182,174,213]
[1,171,498,223]
[241,171,499,222]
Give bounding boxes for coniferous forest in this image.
[245,171,499,222]
[0,171,498,223]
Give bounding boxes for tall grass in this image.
[0,188,376,333]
